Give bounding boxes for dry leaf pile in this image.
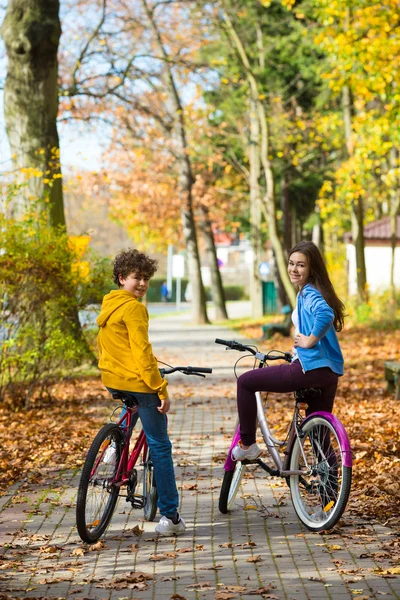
[0,379,110,491]
[0,324,399,530]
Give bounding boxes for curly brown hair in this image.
[113,249,158,287]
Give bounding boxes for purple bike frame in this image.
[224,411,352,472]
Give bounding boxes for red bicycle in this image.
[76,364,212,543]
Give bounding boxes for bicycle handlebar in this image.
[159,366,212,378]
[215,338,292,363]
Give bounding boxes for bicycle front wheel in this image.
[219,462,245,514]
[143,446,158,521]
[76,423,123,543]
[289,415,352,531]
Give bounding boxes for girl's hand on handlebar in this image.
[158,397,171,414]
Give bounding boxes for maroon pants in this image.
[237,360,339,446]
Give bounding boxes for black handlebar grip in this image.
[188,366,213,373]
[215,338,230,346]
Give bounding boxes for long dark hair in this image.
[289,241,345,332]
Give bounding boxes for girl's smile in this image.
[288,252,311,289]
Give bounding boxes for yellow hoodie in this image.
[96,290,168,399]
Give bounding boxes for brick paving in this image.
[0,310,399,600]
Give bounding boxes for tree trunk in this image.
[281,172,292,253]
[221,8,296,308]
[389,148,400,302]
[341,3,367,303]
[342,84,368,302]
[257,101,296,308]
[141,0,209,324]
[1,0,65,227]
[248,96,263,318]
[199,204,228,320]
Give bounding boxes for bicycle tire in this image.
[219,462,245,514]
[76,423,123,543]
[143,446,158,521]
[289,414,352,531]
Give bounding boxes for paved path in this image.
[0,312,399,600]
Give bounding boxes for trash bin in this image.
[262,281,277,314]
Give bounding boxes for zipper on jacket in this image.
[297,353,305,374]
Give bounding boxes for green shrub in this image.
[145,277,189,302]
[346,290,400,328]
[78,253,116,305]
[145,279,246,303]
[0,213,92,407]
[223,285,247,301]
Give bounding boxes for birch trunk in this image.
[221,8,296,308]
[141,0,209,324]
[199,204,228,320]
[389,148,400,301]
[1,0,65,227]
[342,84,368,302]
[248,97,263,318]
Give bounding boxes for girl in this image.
[232,241,345,462]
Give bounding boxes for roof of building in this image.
[344,215,400,242]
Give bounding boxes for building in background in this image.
[345,216,400,295]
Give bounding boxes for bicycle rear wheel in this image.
[143,446,158,521]
[219,462,245,514]
[76,423,123,543]
[289,414,352,531]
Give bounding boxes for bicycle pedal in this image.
[130,495,145,509]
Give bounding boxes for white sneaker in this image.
[155,514,186,536]
[103,443,117,466]
[231,441,262,461]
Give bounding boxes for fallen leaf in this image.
[247,586,277,596]
[247,555,263,563]
[89,540,108,551]
[71,547,86,557]
[128,525,144,536]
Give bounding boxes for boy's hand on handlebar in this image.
[158,397,171,414]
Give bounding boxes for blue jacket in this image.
[296,284,344,376]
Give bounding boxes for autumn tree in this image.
[1,0,65,226]
[197,0,333,310]
[306,0,400,301]
[59,0,213,324]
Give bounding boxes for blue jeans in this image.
[107,388,179,519]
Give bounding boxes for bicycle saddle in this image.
[110,391,137,407]
[295,387,321,401]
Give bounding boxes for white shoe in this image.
[231,441,262,461]
[103,443,117,466]
[155,514,186,536]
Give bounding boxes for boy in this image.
[96,248,185,536]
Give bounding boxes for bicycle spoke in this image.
[289,415,351,530]
[76,424,122,543]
